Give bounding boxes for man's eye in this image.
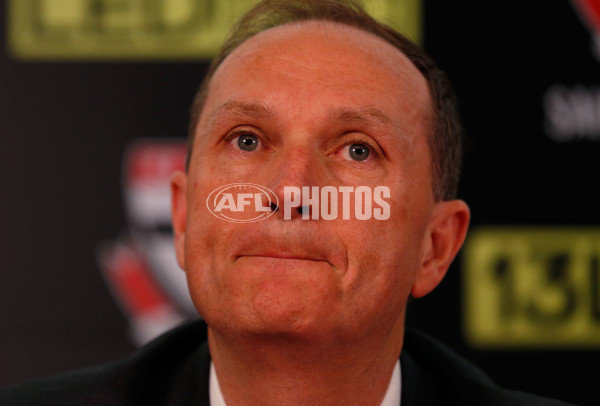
[345,143,370,161]
[236,134,259,151]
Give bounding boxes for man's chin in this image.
[207,312,333,344]
[194,257,345,340]
[203,289,340,343]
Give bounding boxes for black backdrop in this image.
[1,1,598,405]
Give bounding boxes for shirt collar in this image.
[210,360,402,406]
[381,360,402,406]
[209,362,227,406]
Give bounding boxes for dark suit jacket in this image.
[0,320,575,405]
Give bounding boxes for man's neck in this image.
[207,326,404,406]
[210,360,401,406]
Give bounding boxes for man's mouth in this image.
[239,253,326,262]
[228,227,347,271]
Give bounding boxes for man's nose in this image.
[267,146,327,220]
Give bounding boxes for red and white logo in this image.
[98,139,196,346]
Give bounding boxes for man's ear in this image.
[171,171,188,271]
[412,200,470,298]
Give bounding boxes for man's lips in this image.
[237,252,327,262]
[227,226,348,271]
[233,243,338,268]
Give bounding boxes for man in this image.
[0,0,575,405]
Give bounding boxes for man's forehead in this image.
[225,20,419,76]
[201,20,430,124]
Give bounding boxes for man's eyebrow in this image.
[330,106,397,130]
[205,102,400,137]
[208,101,274,124]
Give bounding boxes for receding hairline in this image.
[221,18,414,61]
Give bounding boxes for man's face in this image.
[173,21,443,343]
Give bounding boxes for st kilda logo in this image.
[207,183,279,223]
[571,0,600,59]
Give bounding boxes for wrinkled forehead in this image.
[208,21,430,113]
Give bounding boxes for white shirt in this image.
[209,360,402,406]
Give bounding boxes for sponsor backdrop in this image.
[0,0,598,404]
